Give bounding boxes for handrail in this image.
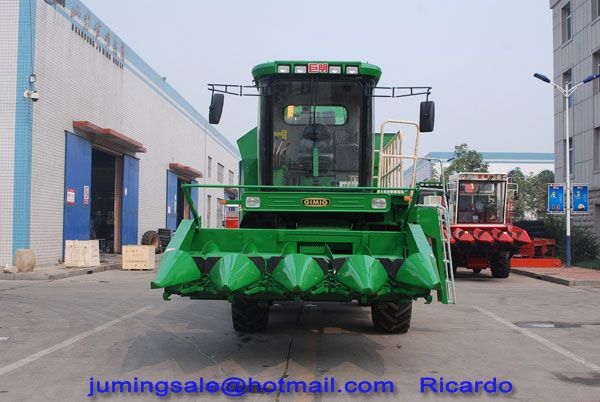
[375,120,422,190]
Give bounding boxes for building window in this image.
[566,136,574,178]
[594,52,600,94]
[207,156,212,178]
[206,195,212,227]
[217,163,224,183]
[228,170,234,185]
[594,128,600,171]
[563,69,573,108]
[594,0,600,20]
[562,2,572,43]
[595,204,600,236]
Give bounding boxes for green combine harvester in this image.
[151,61,456,333]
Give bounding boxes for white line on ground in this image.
[0,305,153,377]
[473,306,600,374]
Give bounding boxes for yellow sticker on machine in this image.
[302,198,330,207]
[274,130,288,140]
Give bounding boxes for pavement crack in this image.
[275,303,304,402]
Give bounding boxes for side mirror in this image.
[419,101,435,133]
[209,93,224,124]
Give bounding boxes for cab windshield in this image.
[271,78,362,186]
[456,180,506,224]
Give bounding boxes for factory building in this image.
[0,0,240,265]
[549,0,600,236]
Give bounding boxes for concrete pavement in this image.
[0,270,599,401]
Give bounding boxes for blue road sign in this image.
[572,184,589,214]
[548,184,565,214]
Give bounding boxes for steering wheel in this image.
[302,123,331,141]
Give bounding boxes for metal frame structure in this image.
[208,83,432,99]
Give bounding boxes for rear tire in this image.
[141,230,161,253]
[371,301,412,334]
[490,252,511,278]
[231,298,269,332]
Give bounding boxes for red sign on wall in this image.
[66,188,75,205]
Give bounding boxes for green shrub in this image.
[543,217,599,264]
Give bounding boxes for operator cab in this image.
[271,80,363,187]
[254,62,379,187]
[448,173,509,225]
[209,61,434,188]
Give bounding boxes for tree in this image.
[444,143,489,181]
[508,168,555,220]
[528,169,554,218]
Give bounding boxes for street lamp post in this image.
[533,72,600,267]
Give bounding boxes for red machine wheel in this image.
[490,252,511,278]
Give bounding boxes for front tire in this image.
[490,252,511,278]
[231,298,269,332]
[371,301,412,334]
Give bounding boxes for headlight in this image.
[277,65,291,73]
[245,196,261,208]
[346,66,359,75]
[329,65,342,74]
[294,65,307,73]
[371,197,387,209]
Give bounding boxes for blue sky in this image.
[83,0,554,155]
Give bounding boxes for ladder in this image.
[438,202,457,304]
[419,187,456,304]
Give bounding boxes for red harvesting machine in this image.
[445,173,531,278]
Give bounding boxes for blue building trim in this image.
[12,0,36,261]
[52,0,239,158]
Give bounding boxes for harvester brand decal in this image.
[308,63,329,73]
[302,198,330,207]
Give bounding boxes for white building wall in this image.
[27,0,238,264]
[488,162,554,176]
[202,135,240,228]
[0,0,19,266]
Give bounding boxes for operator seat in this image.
[298,123,334,173]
